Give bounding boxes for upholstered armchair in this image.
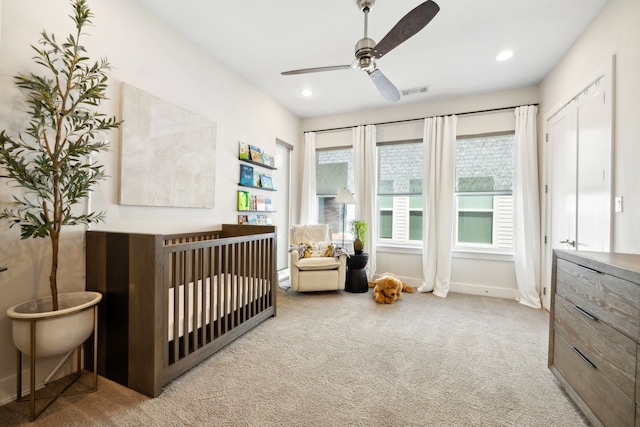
[289,224,347,292]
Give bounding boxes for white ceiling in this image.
[135,0,608,119]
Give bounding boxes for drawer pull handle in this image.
[573,305,598,321]
[572,347,596,369]
[577,264,603,274]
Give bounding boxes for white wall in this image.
[301,86,540,299]
[0,0,301,403]
[539,0,640,254]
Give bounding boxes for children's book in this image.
[262,152,274,167]
[249,145,262,163]
[239,141,250,160]
[238,190,250,211]
[260,174,273,189]
[239,164,253,186]
[256,195,265,211]
[253,173,261,187]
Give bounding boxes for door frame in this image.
[275,138,293,280]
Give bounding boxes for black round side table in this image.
[345,253,369,293]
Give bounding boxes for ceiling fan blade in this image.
[281,65,352,75]
[372,0,440,59]
[368,68,400,102]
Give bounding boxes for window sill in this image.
[375,244,514,262]
[452,249,514,262]
[376,243,422,255]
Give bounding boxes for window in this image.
[454,134,514,250]
[316,148,355,243]
[377,141,423,244]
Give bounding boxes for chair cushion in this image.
[291,225,330,243]
[295,257,341,271]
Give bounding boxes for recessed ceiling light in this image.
[496,50,514,61]
[300,89,314,97]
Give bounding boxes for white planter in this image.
[6,291,102,357]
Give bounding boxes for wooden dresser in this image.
[549,250,640,427]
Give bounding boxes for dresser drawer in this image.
[554,294,636,397]
[556,258,640,340]
[553,332,635,427]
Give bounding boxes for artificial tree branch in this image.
[0,0,121,310]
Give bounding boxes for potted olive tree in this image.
[0,0,119,408]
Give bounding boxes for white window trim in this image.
[452,248,514,262]
[376,242,422,255]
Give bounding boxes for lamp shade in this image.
[334,188,356,204]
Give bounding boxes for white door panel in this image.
[576,87,611,252]
[549,108,576,252]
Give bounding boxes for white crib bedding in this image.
[167,274,264,341]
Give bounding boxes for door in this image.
[543,59,613,309]
[575,84,612,252]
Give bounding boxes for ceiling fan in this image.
[281,0,440,102]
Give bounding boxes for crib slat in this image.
[250,240,261,317]
[222,243,229,335]
[243,240,249,324]
[182,250,190,358]
[171,252,180,364]
[258,239,263,315]
[191,248,199,351]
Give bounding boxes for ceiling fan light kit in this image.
[282,0,440,102]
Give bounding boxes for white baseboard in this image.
[0,373,46,406]
[371,273,518,300]
[0,354,77,406]
[449,281,518,300]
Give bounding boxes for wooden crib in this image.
[85,224,277,397]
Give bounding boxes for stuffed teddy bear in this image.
[302,242,314,258]
[322,243,334,257]
[301,241,334,258]
[368,273,414,304]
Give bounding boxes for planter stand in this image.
[13,303,99,421]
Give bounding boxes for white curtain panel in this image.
[353,125,378,280]
[419,115,457,297]
[513,105,542,309]
[300,132,318,224]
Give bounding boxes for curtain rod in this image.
[305,104,539,134]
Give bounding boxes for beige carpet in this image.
[0,287,588,426]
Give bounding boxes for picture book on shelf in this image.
[239,141,250,160]
[260,174,274,189]
[253,173,261,187]
[238,190,250,211]
[265,197,272,211]
[256,195,266,211]
[238,214,249,225]
[249,145,262,163]
[262,152,274,167]
[239,164,253,186]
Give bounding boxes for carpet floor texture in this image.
[0,286,588,426]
